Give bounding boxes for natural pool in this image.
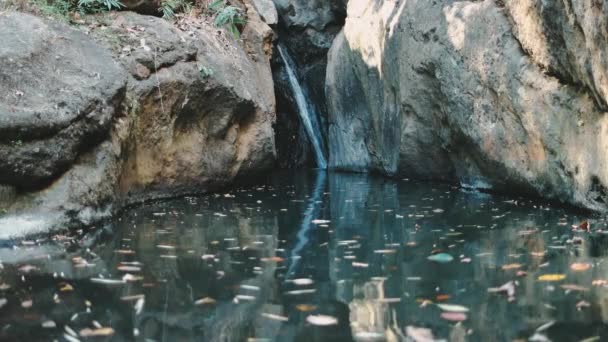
[0,170,607,341]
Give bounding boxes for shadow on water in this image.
[0,170,608,341]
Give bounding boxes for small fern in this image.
[199,65,214,78]
[159,0,191,19]
[77,0,123,13]
[208,0,245,39]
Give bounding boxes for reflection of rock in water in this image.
[587,232,608,258]
[349,280,406,341]
[527,321,608,342]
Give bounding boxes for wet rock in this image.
[326,0,608,211]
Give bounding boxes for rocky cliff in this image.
[326,0,608,211]
[0,5,276,238]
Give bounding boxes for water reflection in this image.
[0,170,607,341]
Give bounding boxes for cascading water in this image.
[277,45,328,169]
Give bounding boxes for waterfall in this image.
[277,45,328,169]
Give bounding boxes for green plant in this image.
[199,65,214,78]
[34,0,73,19]
[159,0,191,19]
[209,0,245,38]
[77,0,123,13]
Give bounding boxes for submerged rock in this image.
[326,0,608,211]
[0,7,276,238]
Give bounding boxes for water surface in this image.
[0,171,607,341]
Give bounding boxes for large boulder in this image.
[0,12,126,188]
[0,7,276,238]
[327,0,608,211]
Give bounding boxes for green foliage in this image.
[25,0,124,18]
[208,0,245,39]
[199,65,214,78]
[77,0,124,13]
[33,0,73,19]
[159,0,191,19]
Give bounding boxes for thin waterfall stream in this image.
[277,45,328,169]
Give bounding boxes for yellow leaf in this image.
[295,304,317,312]
[59,283,74,292]
[538,274,566,282]
[501,263,522,270]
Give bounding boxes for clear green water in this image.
[0,170,607,341]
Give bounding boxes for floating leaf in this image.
[436,294,450,301]
[59,283,74,292]
[285,289,316,295]
[440,312,467,321]
[312,219,330,224]
[117,265,141,272]
[90,278,125,285]
[80,327,115,337]
[576,300,591,309]
[560,284,589,292]
[427,253,454,263]
[261,256,284,263]
[290,278,314,286]
[436,303,469,312]
[306,314,338,326]
[501,263,522,270]
[18,265,38,273]
[295,304,316,312]
[570,263,591,272]
[488,281,516,301]
[261,313,288,321]
[538,274,566,282]
[195,297,216,305]
[41,320,56,328]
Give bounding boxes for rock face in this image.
[0,13,126,188]
[326,0,608,211]
[0,7,276,238]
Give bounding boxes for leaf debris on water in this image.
[306,314,338,326]
[79,327,115,337]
